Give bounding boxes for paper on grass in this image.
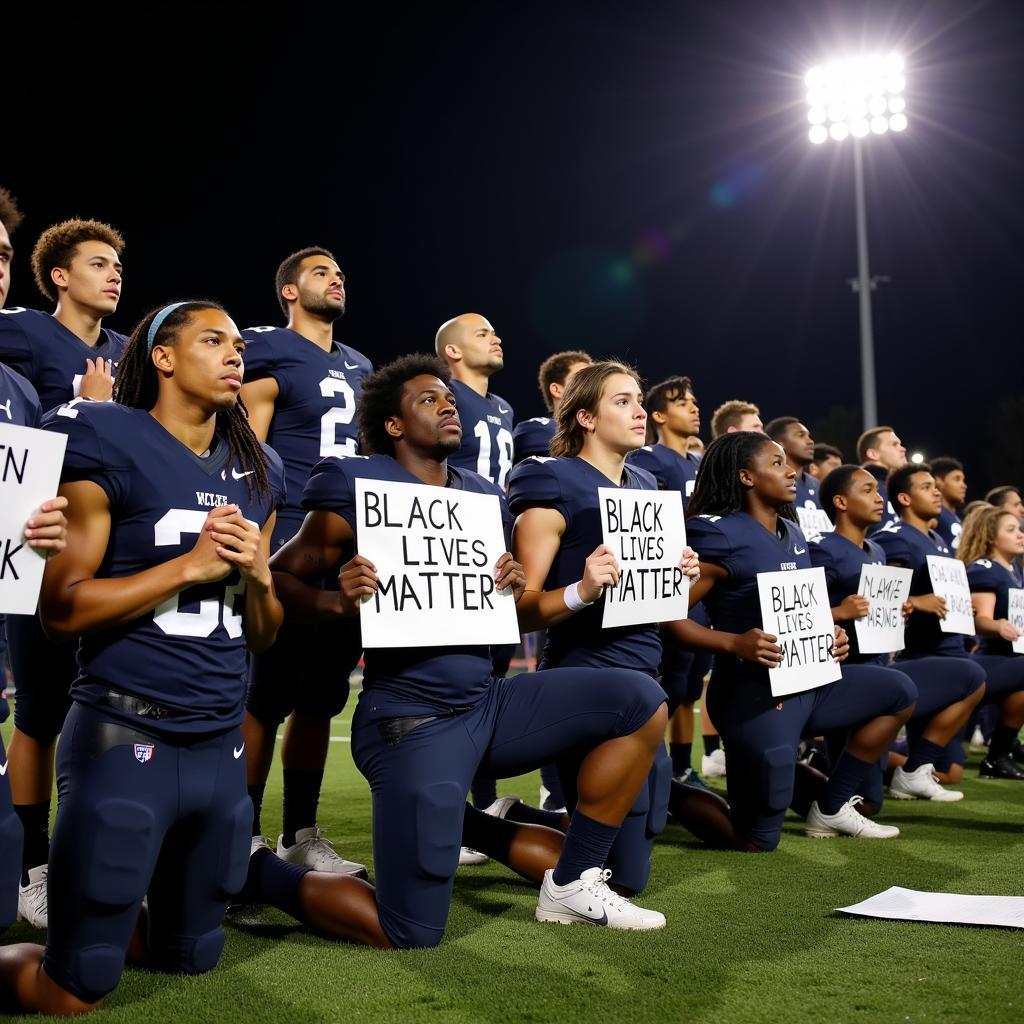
[837,886,1024,929]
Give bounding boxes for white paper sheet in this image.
[837,886,1024,929]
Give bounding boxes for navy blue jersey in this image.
[872,521,962,656]
[242,326,371,547]
[966,558,1024,657]
[794,470,821,510]
[302,453,510,711]
[447,379,514,489]
[627,443,699,510]
[42,402,286,734]
[686,511,811,683]
[0,363,42,428]
[0,307,127,411]
[506,455,663,676]
[810,531,886,662]
[512,416,555,464]
[936,506,963,552]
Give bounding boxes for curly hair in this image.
[0,188,23,234]
[31,219,124,302]
[958,506,1016,567]
[357,353,451,457]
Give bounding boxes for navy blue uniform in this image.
[688,511,915,850]
[241,326,370,727]
[304,453,664,947]
[794,470,821,510]
[936,507,963,552]
[967,558,1024,657]
[512,415,555,464]
[40,401,285,1002]
[447,379,515,490]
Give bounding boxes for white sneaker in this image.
[970,726,987,750]
[17,864,47,929]
[536,867,666,930]
[805,797,900,839]
[277,827,367,878]
[890,763,964,802]
[251,834,272,857]
[702,748,727,778]
[539,783,566,815]
[458,847,489,865]
[483,796,521,820]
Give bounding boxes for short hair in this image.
[538,350,592,414]
[710,400,759,440]
[812,442,843,465]
[764,416,800,442]
[357,353,451,457]
[819,464,869,524]
[30,219,124,303]
[550,360,640,458]
[929,456,963,480]
[856,425,896,464]
[986,485,1021,508]
[644,375,694,444]
[887,463,930,508]
[0,188,23,234]
[274,246,339,316]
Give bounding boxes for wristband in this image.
[563,580,595,612]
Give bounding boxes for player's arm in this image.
[972,591,1019,642]
[240,377,280,442]
[41,481,241,637]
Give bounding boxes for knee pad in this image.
[12,686,71,742]
[380,909,445,950]
[0,809,22,929]
[60,945,126,1002]
[293,680,351,719]
[646,749,672,838]
[82,799,157,906]
[165,928,225,976]
[216,798,254,899]
[244,672,294,728]
[414,782,464,880]
[760,745,796,813]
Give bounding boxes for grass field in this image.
[2,698,1022,1024]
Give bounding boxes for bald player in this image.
[709,400,762,440]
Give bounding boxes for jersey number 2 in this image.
[319,376,357,458]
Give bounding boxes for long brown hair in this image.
[549,360,640,458]
[958,505,1013,566]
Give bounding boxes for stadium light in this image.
[806,54,907,430]
[910,451,926,465]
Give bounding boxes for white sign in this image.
[838,887,1024,930]
[757,566,842,697]
[1007,588,1024,655]
[599,488,688,628]
[0,423,67,614]
[796,506,834,541]
[354,478,520,648]
[854,564,914,654]
[926,555,976,635]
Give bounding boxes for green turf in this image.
[2,702,1022,1023]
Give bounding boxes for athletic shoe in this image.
[673,767,711,791]
[969,726,987,751]
[701,748,727,778]
[805,797,900,839]
[539,783,566,814]
[535,867,666,930]
[251,834,273,857]
[17,865,47,929]
[889,763,964,802]
[458,847,489,865]
[483,796,521,819]
[979,755,1024,780]
[277,827,368,878]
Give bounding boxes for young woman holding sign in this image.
[678,432,916,849]
[876,465,1024,781]
[812,465,984,803]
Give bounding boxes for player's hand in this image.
[579,544,621,603]
[730,628,783,667]
[901,599,914,621]
[23,496,69,554]
[678,546,700,583]
[835,594,870,620]
[998,619,1022,643]
[79,357,115,401]
[338,555,378,615]
[183,506,237,583]
[833,625,850,663]
[910,594,947,620]
[494,552,526,604]
[208,508,269,587]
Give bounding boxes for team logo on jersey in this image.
[134,744,155,764]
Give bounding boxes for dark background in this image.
[5,1,1023,493]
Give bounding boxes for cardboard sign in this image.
[796,506,834,541]
[1007,588,1024,655]
[854,564,914,654]
[926,555,976,635]
[599,488,688,628]
[757,566,842,697]
[354,478,520,648]
[0,423,67,614]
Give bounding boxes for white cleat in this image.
[458,847,489,866]
[17,864,48,930]
[890,763,964,802]
[969,725,987,751]
[536,867,666,930]
[483,796,521,820]
[277,827,368,878]
[702,748,727,778]
[805,797,900,839]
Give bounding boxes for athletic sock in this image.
[820,751,873,815]
[240,848,309,920]
[470,777,498,809]
[988,724,1020,761]
[551,810,619,886]
[462,804,515,863]
[703,734,721,755]
[904,737,946,773]
[282,768,324,847]
[16,801,50,882]
[669,742,692,776]
[248,783,267,837]
[540,763,566,809]
[503,802,566,830]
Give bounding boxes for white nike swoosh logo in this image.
[0,761,7,776]
[344,361,359,369]
[794,547,806,555]
[233,744,245,759]
[231,468,255,480]
[498,406,510,414]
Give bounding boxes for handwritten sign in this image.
[854,564,914,654]
[354,478,519,648]
[0,423,67,614]
[1007,589,1024,655]
[796,506,834,541]
[926,555,975,636]
[757,566,842,697]
[599,488,687,628]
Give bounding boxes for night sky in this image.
[6,1,1024,491]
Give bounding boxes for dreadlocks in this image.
[113,301,271,500]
